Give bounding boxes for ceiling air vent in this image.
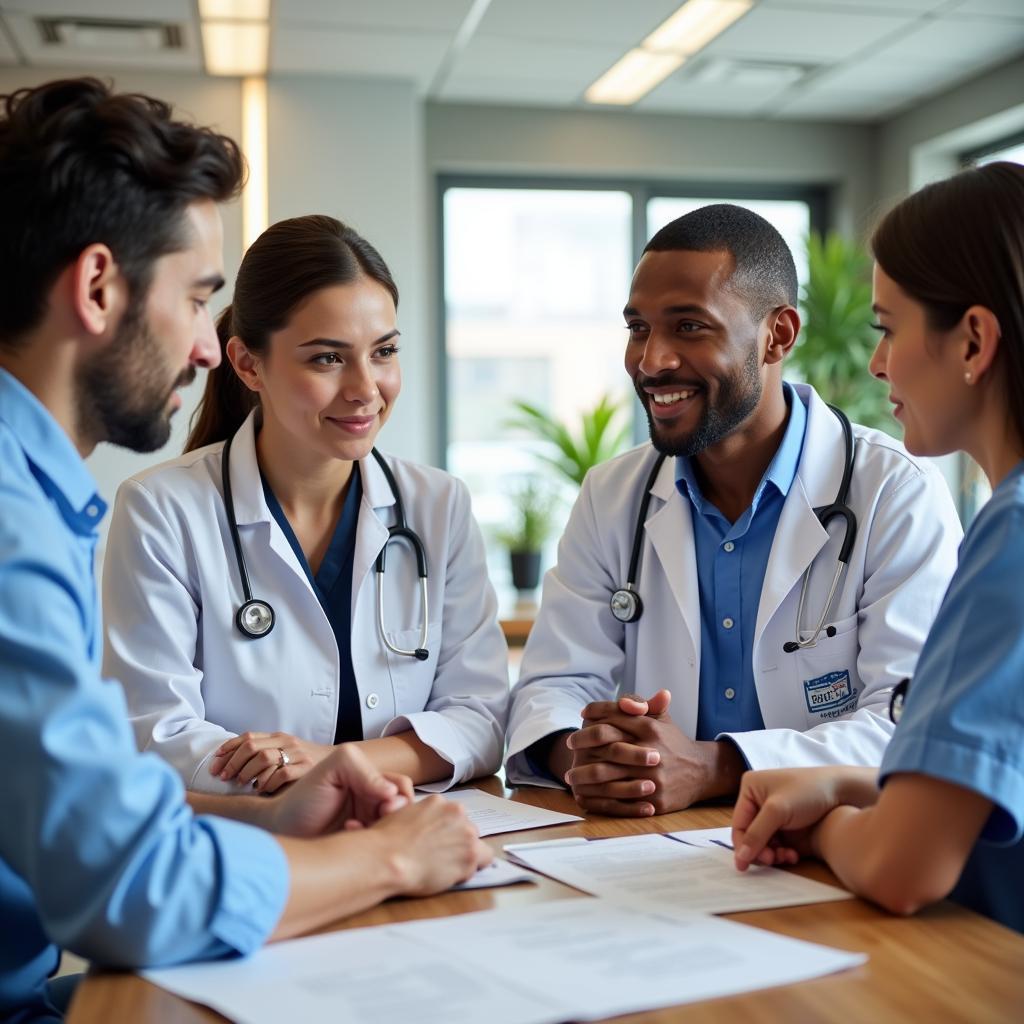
[689,57,813,90]
[36,17,183,53]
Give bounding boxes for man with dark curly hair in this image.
[0,78,488,1023]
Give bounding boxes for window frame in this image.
[436,174,830,466]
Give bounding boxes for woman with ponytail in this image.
[102,215,509,795]
[729,162,1024,932]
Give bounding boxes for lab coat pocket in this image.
[795,612,862,724]
[385,622,441,714]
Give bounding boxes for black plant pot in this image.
[509,550,542,592]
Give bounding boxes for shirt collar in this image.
[0,368,106,533]
[675,381,807,516]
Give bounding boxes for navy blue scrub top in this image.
[261,468,364,744]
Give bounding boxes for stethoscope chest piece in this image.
[236,599,275,640]
[610,587,643,623]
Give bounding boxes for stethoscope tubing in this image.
[609,403,858,654]
[222,431,430,658]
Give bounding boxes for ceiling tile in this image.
[812,53,978,96]
[873,14,1024,64]
[272,0,475,33]
[700,5,918,62]
[2,8,202,71]
[438,73,585,106]
[451,33,625,84]
[271,25,450,87]
[475,0,682,47]
[759,0,947,11]
[947,0,1024,18]
[637,71,792,115]
[0,1,193,17]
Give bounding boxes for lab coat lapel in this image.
[225,410,312,585]
[644,457,702,672]
[754,385,843,643]
[351,452,395,607]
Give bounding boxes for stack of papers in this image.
[505,833,852,914]
[144,898,866,1024]
[440,789,582,836]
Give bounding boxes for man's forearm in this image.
[270,830,406,941]
[187,791,276,831]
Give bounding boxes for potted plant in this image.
[505,393,632,488]
[495,479,558,593]
[792,232,896,435]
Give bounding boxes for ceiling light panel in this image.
[585,48,684,105]
[202,19,268,75]
[199,0,270,19]
[644,0,752,56]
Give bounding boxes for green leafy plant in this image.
[505,393,632,488]
[792,232,896,435]
[494,479,558,553]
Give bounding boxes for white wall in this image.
[878,55,1024,205]
[266,74,430,464]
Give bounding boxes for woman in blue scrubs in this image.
[730,160,1024,932]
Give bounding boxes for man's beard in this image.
[76,298,194,453]
[639,346,763,458]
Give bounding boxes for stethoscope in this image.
[609,405,858,656]
[221,431,430,660]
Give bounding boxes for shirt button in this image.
[86,504,99,517]
[724,687,736,700]
[366,693,380,710]
[722,617,734,629]
[723,541,735,552]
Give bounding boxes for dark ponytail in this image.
[185,214,398,452]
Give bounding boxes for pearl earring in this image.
[964,371,973,384]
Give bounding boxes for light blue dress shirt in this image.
[880,459,1024,933]
[0,369,289,1022]
[675,383,808,742]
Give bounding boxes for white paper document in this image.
[668,825,735,849]
[439,788,582,836]
[450,856,535,891]
[504,833,852,914]
[143,898,866,1024]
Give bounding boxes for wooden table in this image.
[69,778,1024,1023]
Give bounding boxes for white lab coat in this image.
[103,411,509,794]
[506,384,962,786]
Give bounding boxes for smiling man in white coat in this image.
[505,204,962,817]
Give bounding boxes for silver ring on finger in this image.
[276,748,290,768]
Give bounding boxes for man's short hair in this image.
[644,203,798,321]
[0,77,244,347]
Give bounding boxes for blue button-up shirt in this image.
[676,383,808,742]
[0,369,288,1021]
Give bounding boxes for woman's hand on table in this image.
[209,731,335,793]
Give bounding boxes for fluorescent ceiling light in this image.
[644,0,752,57]
[584,0,752,105]
[198,0,270,19]
[202,20,268,76]
[585,49,684,106]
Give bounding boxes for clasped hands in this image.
[563,690,745,817]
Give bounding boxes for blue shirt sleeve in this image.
[880,482,1024,845]
[0,491,289,968]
